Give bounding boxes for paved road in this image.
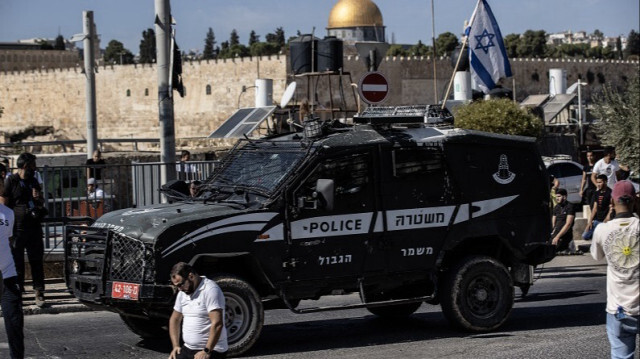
[1,254,633,359]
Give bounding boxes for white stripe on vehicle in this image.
[470,195,518,218]
[385,206,456,231]
[162,223,269,257]
[291,213,373,239]
[373,211,384,232]
[454,204,469,224]
[161,212,278,256]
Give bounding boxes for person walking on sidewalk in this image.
[582,174,614,240]
[551,188,576,253]
[0,182,25,359]
[1,153,47,307]
[168,262,228,359]
[591,180,639,359]
[591,147,629,190]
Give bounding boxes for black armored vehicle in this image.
[65,105,555,356]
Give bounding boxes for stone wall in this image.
[0,56,288,144]
[1,54,637,147]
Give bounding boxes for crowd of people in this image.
[549,146,638,359]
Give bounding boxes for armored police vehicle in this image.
[65,105,555,356]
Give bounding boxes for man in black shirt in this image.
[85,149,105,180]
[551,188,575,252]
[1,153,46,307]
[582,174,613,240]
[580,150,596,205]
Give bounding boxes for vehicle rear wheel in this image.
[213,276,264,357]
[119,314,169,339]
[367,302,422,318]
[440,255,514,332]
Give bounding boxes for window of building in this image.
[145,88,149,96]
[126,89,131,97]
[206,84,212,95]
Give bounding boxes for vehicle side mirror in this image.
[315,179,334,211]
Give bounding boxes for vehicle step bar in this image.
[282,277,437,314]
[284,294,436,314]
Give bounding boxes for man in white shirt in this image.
[87,178,105,199]
[169,262,227,359]
[1,182,24,359]
[591,147,629,190]
[591,180,639,359]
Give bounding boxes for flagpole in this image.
[441,0,480,110]
[431,0,438,104]
[441,36,468,110]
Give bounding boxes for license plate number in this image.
[111,281,140,300]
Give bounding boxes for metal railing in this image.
[0,138,160,152]
[39,160,217,251]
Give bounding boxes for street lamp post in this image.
[576,80,587,145]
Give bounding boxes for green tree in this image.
[503,33,520,58]
[454,99,543,138]
[104,40,134,64]
[230,29,240,46]
[408,40,430,56]
[616,37,623,59]
[138,28,156,64]
[591,76,640,173]
[516,30,547,58]
[54,35,65,50]
[265,27,285,48]
[592,29,604,40]
[203,28,216,60]
[386,44,408,56]
[249,42,280,57]
[249,30,259,46]
[624,30,640,59]
[435,32,459,57]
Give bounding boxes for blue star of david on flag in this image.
[474,29,496,54]
[466,0,512,93]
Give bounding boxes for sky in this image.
[0,0,638,55]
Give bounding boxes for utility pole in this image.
[82,11,98,159]
[154,0,177,187]
[431,0,438,104]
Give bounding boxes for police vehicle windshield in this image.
[203,141,309,198]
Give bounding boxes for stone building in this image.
[0,43,80,72]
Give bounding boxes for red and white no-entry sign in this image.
[358,71,389,105]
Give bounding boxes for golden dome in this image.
[328,0,384,28]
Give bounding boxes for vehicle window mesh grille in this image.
[210,142,307,194]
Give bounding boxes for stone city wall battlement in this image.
[0,55,637,151]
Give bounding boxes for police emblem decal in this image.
[492,154,516,184]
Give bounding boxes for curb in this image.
[0,278,97,317]
[20,303,96,316]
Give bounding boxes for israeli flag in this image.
[466,0,512,93]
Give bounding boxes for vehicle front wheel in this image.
[213,276,264,357]
[440,255,514,332]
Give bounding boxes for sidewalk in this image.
[0,278,94,317]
